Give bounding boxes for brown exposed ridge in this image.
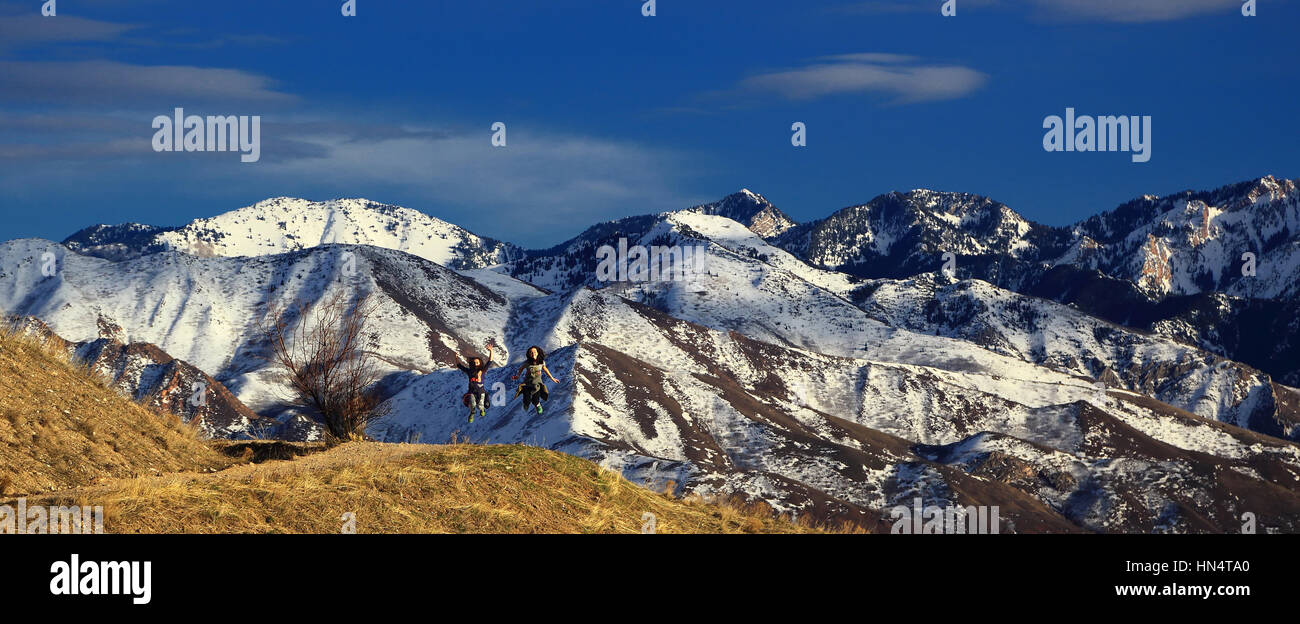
[578,342,716,465]
[0,328,231,496]
[1070,397,1300,532]
[694,366,1082,533]
[4,315,69,348]
[1109,392,1298,450]
[6,315,261,437]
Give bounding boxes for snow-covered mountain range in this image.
[773,176,1300,386]
[775,176,1300,301]
[5,176,1300,532]
[64,197,523,270]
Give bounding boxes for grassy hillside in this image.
[0,327,231,496]
[2,329,834,533]
[18,442,837,533]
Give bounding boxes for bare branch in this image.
[262,292,387,445]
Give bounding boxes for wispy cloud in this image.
[0,60,295,105]
[835,0,1240,22]
[0,13,139,45]
[832,0,1002,15]
[0,4,286,50]
[253,125,704,237]
[0,137,147,160]
[732,53,988,104]
[1024,0,1242,23]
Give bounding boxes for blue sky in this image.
[1,0,1297,248]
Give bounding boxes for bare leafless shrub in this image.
[263,292,389,445]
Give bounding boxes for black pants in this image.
[466,383,487,410]
[521,383,548,407]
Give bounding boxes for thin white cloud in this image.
[835,0,1239,22]
[0,3,287,49]
[736,54,988,103]
[833,0,1002,14]
[1025,0,1240,23]
[0,137,146,160]
[256,126,702,234]
[816,53,919,64]
[0,60,295,105]
[0,14,138,45]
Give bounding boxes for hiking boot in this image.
[537,404,544,415]
[468,411,475,423]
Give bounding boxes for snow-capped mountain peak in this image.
[683,189,798,238]
[62,197,524,270]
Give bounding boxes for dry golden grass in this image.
[0,327,232,496]
[1,326,860,534]
[14,441,846,533]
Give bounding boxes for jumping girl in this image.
[512,345,559,414]
[454,342,494,423]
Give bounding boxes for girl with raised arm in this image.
[454,342,494,423]
[512,345,559,414]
